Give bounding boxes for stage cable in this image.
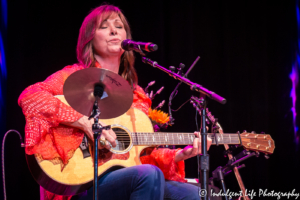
[2,130,25,200]
[171,98,191,112]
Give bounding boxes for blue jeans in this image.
[71,164,200,200]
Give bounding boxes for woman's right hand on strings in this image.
[61,116,117,150]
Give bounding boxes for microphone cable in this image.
[2,130,25,200]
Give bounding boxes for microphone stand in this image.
[141,57,226,200]
[90,85,111,200]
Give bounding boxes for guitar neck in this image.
[130,132,241,146]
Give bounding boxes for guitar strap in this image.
[79,135,91,158]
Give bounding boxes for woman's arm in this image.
[18,66,84,126]
[18,65,84,152]
[174,132,212,162]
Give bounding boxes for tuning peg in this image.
[261,132,265,134]
[255,152,260,157]
[264,154,270,159]
[251,131,256,133]
[243,130,247,133]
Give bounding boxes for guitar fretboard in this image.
[130,132,240,146]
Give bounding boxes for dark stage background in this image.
[1,0,300,199]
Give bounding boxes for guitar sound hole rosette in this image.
[110,125,133,154]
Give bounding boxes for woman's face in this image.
[92,14,126,58]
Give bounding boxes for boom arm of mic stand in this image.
[142,57,227,104]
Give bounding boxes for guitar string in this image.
[114,132,270,139]
[115,133,269,139]
[113,142,272,150]
[113,138,272,145]
[116,137,268,142]
[112,138,270,147]
[114,130,270,136]
[112,131,272,149]
[115,140,272,148]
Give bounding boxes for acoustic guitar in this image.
[26,96,275,196]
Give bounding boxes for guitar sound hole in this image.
[111,127,131,152]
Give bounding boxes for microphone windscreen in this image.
[121,39,131,51]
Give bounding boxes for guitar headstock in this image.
[240,131,275,154]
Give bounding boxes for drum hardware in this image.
[63,68,133,200]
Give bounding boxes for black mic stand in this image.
[90,85,111,200]
[141,57,226,200]
[191,96,211,199]
[198,96,210,200]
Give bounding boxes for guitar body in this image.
[26,96,275,196]
[26,108,154,196]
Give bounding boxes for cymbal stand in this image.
[90,85,111,200]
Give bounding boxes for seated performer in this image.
[18,4,212,200]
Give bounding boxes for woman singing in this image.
[19,4,211,200]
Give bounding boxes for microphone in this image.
[121,39,158,52]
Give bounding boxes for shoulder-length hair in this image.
[76,4,138,86]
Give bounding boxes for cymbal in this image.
[63,68,133,119]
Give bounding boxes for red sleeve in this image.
[140,148,187,182]
[18,65,84,156]
[132,85,152,115]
